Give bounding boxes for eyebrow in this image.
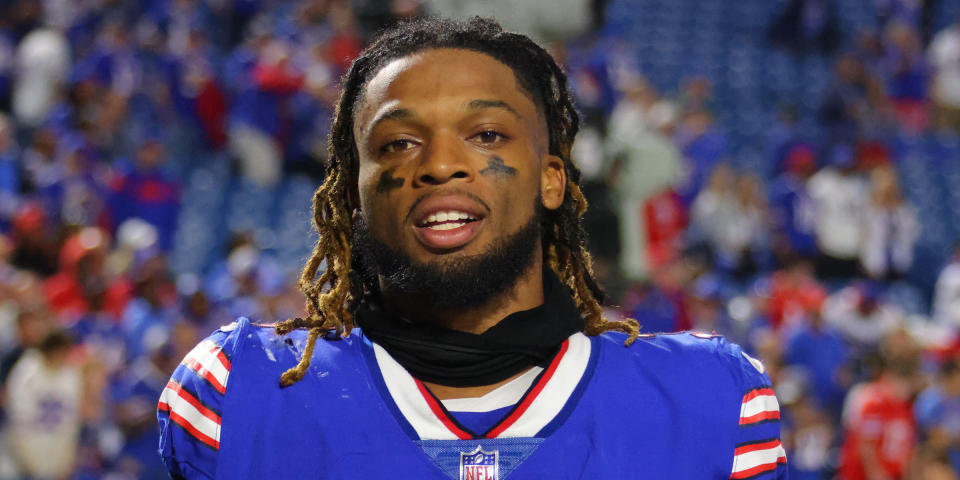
[467,99,521,119]
[368,107,415,133]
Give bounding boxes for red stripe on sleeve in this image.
[733,439,781,456]
[739,409,781,425]
[741,388,775,403]
[166,380,222,424]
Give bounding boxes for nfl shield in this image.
[459,446,499,480]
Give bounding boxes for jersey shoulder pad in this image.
[157,318,249,479]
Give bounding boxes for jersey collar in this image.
[366,332,595,440]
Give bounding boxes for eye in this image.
[471,130,508,145]
[380,138,418,154]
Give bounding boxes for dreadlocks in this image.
[276,16,639,387]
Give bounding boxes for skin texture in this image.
[352,48,567,398]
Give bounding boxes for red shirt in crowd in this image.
[839,377,916,480]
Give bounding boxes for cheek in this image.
[356,164,380,212]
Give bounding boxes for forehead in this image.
[354,48,541,132]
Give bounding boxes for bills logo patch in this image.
[459,446,498,480]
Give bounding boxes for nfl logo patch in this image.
[459,446,499,480]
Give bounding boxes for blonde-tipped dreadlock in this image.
[276,16,639,387]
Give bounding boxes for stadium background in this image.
[0,0,959,478]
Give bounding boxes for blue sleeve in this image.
[157,320,244,479]
[914,389,945,432]
[722,339,788,480]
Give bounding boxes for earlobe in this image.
[540,154,566,210]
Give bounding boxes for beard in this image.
[352,202,542,311]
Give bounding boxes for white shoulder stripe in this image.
[732,441,786,477]
[181,340,231,394]
[158,382,221,448]
[740,394,780,420]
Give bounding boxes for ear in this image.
[540,154,566,211]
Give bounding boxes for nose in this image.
[412,133,473,186]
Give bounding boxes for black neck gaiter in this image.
[356,269,585,387]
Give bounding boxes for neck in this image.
[380,256,545,334]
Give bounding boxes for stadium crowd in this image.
[0,0,958,478]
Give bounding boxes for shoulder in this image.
[597,330,769,384]
[156,318,368,478]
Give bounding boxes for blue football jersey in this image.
[158,318,786,479]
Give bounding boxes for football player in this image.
[159,17,786,479]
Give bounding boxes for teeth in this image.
[421,210,477,226]
[428,222,465,230]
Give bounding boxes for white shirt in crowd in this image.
[823,286,902,349]
[934,259,960,329]
[860,203,919,279]
[929,23,960,108]
[5,349,82,479]
[808,167,868,260]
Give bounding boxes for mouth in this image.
[416,210,480,230]
[410,198,488,250]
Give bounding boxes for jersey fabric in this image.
[158,318,787,479]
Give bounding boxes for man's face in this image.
[352,48,565,295]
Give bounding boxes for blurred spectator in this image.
[108,138,182,251]
[769,144,819,261]
[874,0,923,29]
[121,252,177,361]
[12,27,69,127]
[883,21,930,133]
[915,358,960,474]
[165,23,227,152]
[768,0,841,56]
[692,166,772,278]
[808,146,869,280]
[934,241,960,331]
[43,227,132,322]
[784,394,836,480]
[784,291,851,414]
[112,335,178,479]
[819,54,893,146]
[839,330,920,480]
[228,39,303,187]
[860,164,919,282]
[0,113,17,232]
[929,17,960,133]
[8,203,58,277]
[686,274,733,335]
[823,282,903,352]
[0,305,50,386]
[5,330,81,479]
[690,164,737,247]
[769,257,828,331]
[606,78,684,281]
[674,111,726,205]
[204,234,288,321]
